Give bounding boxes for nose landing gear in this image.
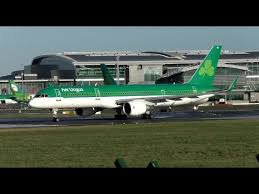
[52,108,59,122]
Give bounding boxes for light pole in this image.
[21,64,24,92]
[116,55,120,84]
[20,64,24,113]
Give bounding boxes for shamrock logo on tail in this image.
[11,84,18,92]
[198,60,214,77]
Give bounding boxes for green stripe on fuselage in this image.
[0,94,15,100]
[36,83,216,98]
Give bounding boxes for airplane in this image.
[9,80,32,104]
[29,45,238,122]
[0,94,17,105]
[0,80,31,105]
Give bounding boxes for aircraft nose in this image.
[29,99,36,108]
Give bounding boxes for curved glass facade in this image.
[76,65,126,79]
[31,56,75,79]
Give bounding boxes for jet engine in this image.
[123,101,148,116]
[75,108,97,117]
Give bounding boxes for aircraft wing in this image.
[116,77,238,105]
[115,88,235,105]
[115,93,206,105]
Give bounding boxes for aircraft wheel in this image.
[141,114,152,119]
[52,117,59,122]
[115,108,122,115]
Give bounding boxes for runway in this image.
[0,109,259,128]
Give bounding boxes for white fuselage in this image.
[0,99,17,104]
[29,94,214,109]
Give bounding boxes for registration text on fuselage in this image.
[61,88,84,92]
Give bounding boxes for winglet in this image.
[227,76,238,92]
[100,64,117,85]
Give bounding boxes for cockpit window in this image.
[35,94,48,98]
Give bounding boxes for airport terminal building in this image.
[1,49,259,101]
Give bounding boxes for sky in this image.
[0,26,259,76]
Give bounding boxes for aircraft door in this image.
[94,88,101,100]
[192,86,197,94]
[55,89,62,101]
[161,90,166,96]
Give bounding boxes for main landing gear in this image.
[52,108,59,122]
[114,109,152,120]
[114,114,128,120]
[141,111,152,119]
[141,113,152,119]
[114,108,128,120]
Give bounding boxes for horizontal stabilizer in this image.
[227,77,238,92]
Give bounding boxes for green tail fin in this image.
[9,80,20,94]
[187,45,222,86]
[100,64,117,85]
[9,80,30,103]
